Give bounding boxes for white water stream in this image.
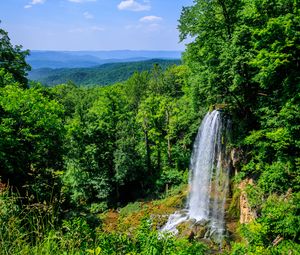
[162,110,230,242]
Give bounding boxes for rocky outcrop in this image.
[239,179,256,224]
[229,148,256,224]
[230,148,243,175]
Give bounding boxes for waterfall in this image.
[162,110,230,242]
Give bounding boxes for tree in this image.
[0,23,30,87]
[179,1,300,251]
[0,85,64,201]
[178,0,242,106]
[123,71,149,111]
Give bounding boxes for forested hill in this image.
[28,59,181,86]
[27,50,182,69]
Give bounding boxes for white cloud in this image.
[68,0,96,3]
[125,22,161,32]
[31,0,46,4]
[118,0,150,12]
[125,14,162,32]
[83,11,94,19]
[139,15,162,22]
[24,0,46,8]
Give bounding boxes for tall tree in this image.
[0,85,64,201]
[0,23,30,87]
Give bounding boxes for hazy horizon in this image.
[28,49,183,52]
[26,48,183,69]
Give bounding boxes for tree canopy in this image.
[0,23,30,87]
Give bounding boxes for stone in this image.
[194,218,209,227]
[194,225,208,239]
[239,179,257,224]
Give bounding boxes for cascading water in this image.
[161,110,230,243]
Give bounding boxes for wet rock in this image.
[188,230,195,241]
[231,148,243,176]
[194,225,208,239]
[177,220,194,237]
[187,218,197,225]
[194,218,210,227]
[177,218,211,240]
[206,228,223,244]
[230,148,240,168]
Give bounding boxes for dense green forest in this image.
[0,0,299,254]
[28,59,181,87]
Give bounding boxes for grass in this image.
[0,184,209,255]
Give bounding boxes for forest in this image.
[0,0,299,254]
[28,59,181,87]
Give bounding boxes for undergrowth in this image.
[0,185,207,255]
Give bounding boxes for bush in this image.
[232,192,300,255]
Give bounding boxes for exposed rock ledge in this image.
[238,179,257,224]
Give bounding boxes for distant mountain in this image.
[28,59,181,86]
[27,50,182,69]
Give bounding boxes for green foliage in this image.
[58,63,198,210]
[259,192,300,241]
[0,23,30,87]
[243,95,300,193]
[62,217,93,249]
[258,162,291,193]
[119,202,143,218]
[231,192,300,254]
[228,189,241,218]
[133,218,207,255]
[0,196,207,255]
[0,84,64,202]
[155,168,187,194]
[244,184,264,209]
[28,59,181,87]
[179,0,300,253]
[0,189,26,254]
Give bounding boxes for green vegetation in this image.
[0,188,207,255]
[0,25,30,87]
[178,0,299,253]
[28,59,181,87]
[0,0,299,254]
[0,27,200,253]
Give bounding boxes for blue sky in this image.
[0,0,193,51]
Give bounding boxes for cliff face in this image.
[230,148,240,176]
[238,179,257,224]
[229,148,256,224]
